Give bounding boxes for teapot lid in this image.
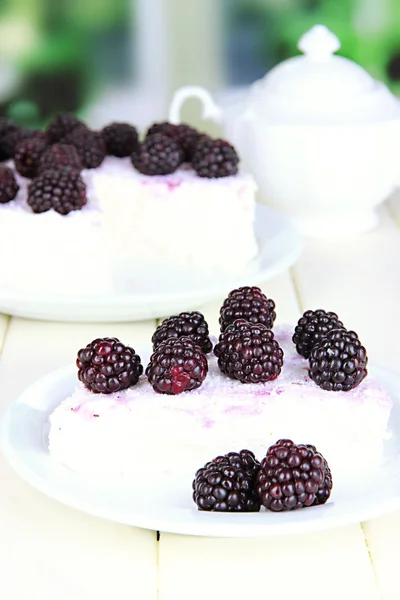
[249,25,400,125]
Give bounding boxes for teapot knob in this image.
[298,25,341,62]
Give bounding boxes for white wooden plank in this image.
[0,314,9,355]
[362,514,400,600]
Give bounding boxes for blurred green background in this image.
[1,0,400,130]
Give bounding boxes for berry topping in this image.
[193,450,261,512]
[293,309,345,359]
[146,337,208,395]
[102,122,139,157]
[219,286,276,332]
[0,166,19,203]
[14,136,48,178]
[146,122,200,161]
[192,137,239,178]
[152,311,213,354]
[45,112,85,144]
[214,319,284,383]
[62,127,106,169]
[132,133,184,175]
[38,143,82,174]
[255,439,332,511]
[309,328,368,391]
[77,337,143,394]
[27,167,87,215]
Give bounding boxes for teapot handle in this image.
[169,85,223,125]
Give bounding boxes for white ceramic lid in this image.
[248,25,400,125]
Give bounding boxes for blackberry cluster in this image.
[62,127,106,169]
[45,112,85,144]
[27,167,87,215]
[146,337,208,395]
[193,450,261,512]
[152,311,213,354]
[132,133,184,175]
[214,319,284,383]
[0,166,19,203]
[255,439,333,511]
[293,309,344,359]
[309,328,368,392]
[192,137,239,178]
[77,337,143,394]
[102,122,139,157]
[219,286,276,332]
[146,122,200,161]
[14,136,48,178]
[38,143,82,174]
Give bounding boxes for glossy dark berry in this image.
[132,133,184,175]
[14,136,48,178]
[146,122,200,161]
[38,143,82,174]
[152,311,212,354]
[146,337,208,395]
[102,122,139,157]
[293,309,345,359]
[27,167,87,215]
[77,337,143,394]
[0,166,19,203]
[45,112,85,144]
[309,328,368,392]
[0,127,44,162]
[219,286,276,332]
[192,137,239,178]
[255,439,333,511]
[214,319,284,383]
[61,127,106,169]
[193,449,261,512]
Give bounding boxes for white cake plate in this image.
[2,364,400,538]
[0,205,302,322]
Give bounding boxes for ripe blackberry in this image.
[293,309,345,359]
[0,166,19,203]
[214,319,284,384]
[152,311,213,354]
[132,133,184,175]
[255,439,333,512]
[192,137,239,178]
[309,328,368,392]
[0,127,42,161]
[77,337,143,394]
[102,122,139,157]
[219,286,276,332]
[61,127,106,169]
[45,112,85,144]
[193,450,261,512]
[146,337,208,395]
[146,122,200,161]
[14,136,47,178]
[38,143,82,174]
[27,167,87,215]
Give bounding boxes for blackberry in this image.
[61,127,106,169]
[152,311,213,354]
[193,450,261,512]
[0,127,43,161]
[309,328,368,392]
[38,143,82,174]
[146,122,200,161]
[27,167,87,215]
[214,319,284,384]
[0,166,19,203]
[132,133,184,175]
[192,137,239,178]
[255,439,333,512]
[14,136,48,178]
[219,286,276,332]
[146,337,208,395]
[77,337,143,394]
[293,309,345,359]
[102,122,139,157]
[45,112,85,144]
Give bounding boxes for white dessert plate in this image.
[2,363,400,537]
[0,205,302,322]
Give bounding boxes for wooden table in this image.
[1,197,400,600]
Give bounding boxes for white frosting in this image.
[48,325,393,477]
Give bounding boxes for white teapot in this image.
[169,25,400,236]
